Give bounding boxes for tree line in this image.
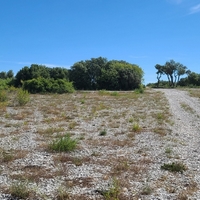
[0,57,144,93]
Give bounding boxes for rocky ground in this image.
[0,88,200,200]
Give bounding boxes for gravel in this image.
[0,88,200,199]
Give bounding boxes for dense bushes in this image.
[15,64,69,87]
[22,78,74,94]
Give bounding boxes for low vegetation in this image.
[49,134,78,152]
[161,162,187,173]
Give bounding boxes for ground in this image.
[0,88,200,199]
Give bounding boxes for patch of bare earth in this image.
[0,88,200,199]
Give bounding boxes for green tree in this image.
[155,60,188,87]
[15,66,31,86]
[6,70,14,79]
[49,67,69,80]
[0,71,7,79]
[69,62,89,90]
[155,64,164,87]
[70,57,143,90]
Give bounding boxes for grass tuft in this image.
[49,133,78,152]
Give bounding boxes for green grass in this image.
[102,178,120,200]
[132,123,141,132]
[49,134,78,152]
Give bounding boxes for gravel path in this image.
[159,89,200,199]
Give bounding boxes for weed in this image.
[165,147,172,154]
[128,117,134,123]
[56,187,71,200]
[161,162,187,173]
[9,181,30,199]
[110,91,119,96]
[68,121,77,130]
[132,123,141,132]
[141,184,153,195]
[80,99,85,104]
[0,149,14,162]
[99,129,107,136]
[102,178,120,200]
[180,102,195,114]
[49,134,78,152]
[38,127,64,135]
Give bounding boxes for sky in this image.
[1,0,200,84]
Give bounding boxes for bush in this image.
[0,90,7,102]
[135,84,144,94]
[0,79,13,90]
[23,78,74,94]
[16,89,30,106]
[49,134,78,152]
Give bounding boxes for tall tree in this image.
[155,60,188,87]
[155,64,164,87]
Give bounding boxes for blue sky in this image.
[1,0,200,84]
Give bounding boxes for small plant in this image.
[165,147,172,154]
[103,178,120,200]
[161,162,186,173]
[141,184,153,195]
[132,123,141,132]
[110,91,119,96]
[68,121,77,130]
[1,151,14,162]
[80,99,85,104]
[135,84,144,94]
[56,187,71,200]
[9,181,30,199]
[99,129,107,136]
[129,117,134,123]
[49,134,78,152]
[16,88,30,106]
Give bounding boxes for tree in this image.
[6,70,14,79]
[70,57,144,90]
[50,67,69,80]
[155,64,164,87]
[15,66,31,86]
[0,71,7,79]
[155,60,188,87]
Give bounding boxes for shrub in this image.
[135,84,144,94]
[16,89,30,106]
[49,134,77,152]
[23,78,74,94]
[0,90,7,102]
